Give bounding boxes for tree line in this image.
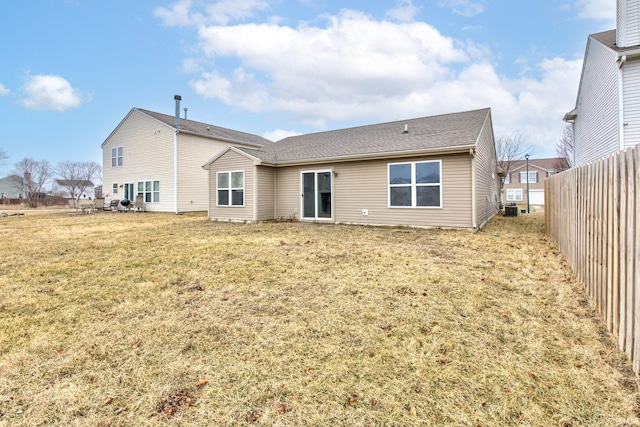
[1,149,102,208]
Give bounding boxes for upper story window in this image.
[520,171,537,183]
[111,146,123,167]
[217,171,244,206]
[388,160,442,208]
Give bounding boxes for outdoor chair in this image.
[133,195,144,212]
[94,198,105,211]
[107,199,120,211]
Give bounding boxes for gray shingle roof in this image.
[590,29,637,53]
[136,108,271,147]
[237,108,491,164]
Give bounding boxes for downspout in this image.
[470,148,477,231]
[174,130,179,214]
[273,168,277,220]
[173,95,181,215]
[253,165,258,221]
[618,55,626,151]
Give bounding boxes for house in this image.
[101,96,271,213]
[502,158,562,207]
[0,175,25,199]
[203,108,501,231]
[564,0,640,166]
[52,179,95,199]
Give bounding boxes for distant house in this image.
[0,175,24,199]
[101,98,271,213]
[53,179,95,199]
[203,108,501,231]
[502,158,562,207]
[565,0,640,166]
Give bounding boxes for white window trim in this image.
[217,170,245,207]
[300,169,333,221]
[388,160,442,208]
[506,188,523,201]
[137,180,160,203]
[112,183,118,195]
[111,146,123,168]
[519,171,537,184]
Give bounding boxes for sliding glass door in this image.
[301,171,332,220]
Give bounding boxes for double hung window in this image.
[137,180,160,203]
[111,147,123,167]
[217,171,244,206]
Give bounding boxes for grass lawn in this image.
[0,210,638,426]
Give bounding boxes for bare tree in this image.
[555,124,573,172]
[0,148,7,173]
[495,133,531,182]
[55,161,102,201]
[12,158,54,208]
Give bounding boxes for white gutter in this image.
[258,145,477,168]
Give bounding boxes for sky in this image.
[0,0,616,176]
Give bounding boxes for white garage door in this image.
[529,190,544,205]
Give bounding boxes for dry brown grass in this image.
[0,210,638,426]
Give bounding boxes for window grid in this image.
[217,171,244,207]
[388,160,442,208]
[111,146,123,167]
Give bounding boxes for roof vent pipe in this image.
[184,107,188,120]
[403,124,409,134]
[174,95,182,128]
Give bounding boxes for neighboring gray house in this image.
[203,108,501,231]
[101,97,271,213]
[0,175,25,199]
[565,0,640,166]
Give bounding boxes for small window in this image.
[111,146,123,167]
[506,189,523,201]
[217,171,244,206]
[112,183,118,195]
[388,160,441,208]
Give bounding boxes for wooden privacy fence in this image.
[545,145,640,373]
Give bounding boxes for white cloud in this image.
[20,74,87,112]
[170,6,581,155]
[0,84,9,96]
[154,0,269,27]
[263,129,301,141]
[438,0,485,17]
[575,0,616,21]
[385,0,420,23]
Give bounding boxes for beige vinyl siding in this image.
[474,113,500,229]
[274,153,473,229]
[102,110,175,212]
[256,165,275,220]
[574,37,619,166]
[622,59,640,148]
[176,134,234,212]
[207,150,254,222]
